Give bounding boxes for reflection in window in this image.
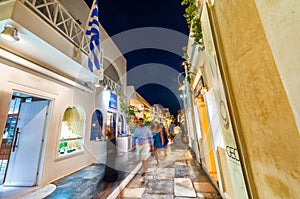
[118,115,126,136]
[58,106,85,156]
[90,110,104,141]
[106,112,116,140]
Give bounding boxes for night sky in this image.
[85,0,189,115]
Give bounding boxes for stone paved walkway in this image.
[118,141,222,199]
[46,146,141,199]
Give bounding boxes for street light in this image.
[177,72,185,86]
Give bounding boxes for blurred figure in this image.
[102,127,118,182]
[161,123,169,158]
[131,118,154,183]
[169,122,175,144]
[152,121,164,166]
[174,122,182,144]
[151,121,159,165]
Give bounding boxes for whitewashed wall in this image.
[0,62,108,185]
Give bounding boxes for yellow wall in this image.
[211,0,300,198]
[253,0,300,133]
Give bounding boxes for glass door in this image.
[0,97,22,184]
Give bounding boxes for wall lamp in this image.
[182,60,190,68]
[0,24,20,42]
[94,80,101,87]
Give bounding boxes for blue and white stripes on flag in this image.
[86,0,102,74]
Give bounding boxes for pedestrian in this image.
[160,123,169,158]
[150,121,159,165]
[169,122,175,144]
[152,121,164,166]
[174,122,182,144]
[131,118,154,183]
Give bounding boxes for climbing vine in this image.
[181,0,203,46]
[116,91,141,128]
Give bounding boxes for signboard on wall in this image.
[109,92,117,109]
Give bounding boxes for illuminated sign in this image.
[109,92,117,109]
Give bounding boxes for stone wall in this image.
[211,0,300,198]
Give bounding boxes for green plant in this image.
[115,91,131,124]
[181,0,203,46]
[191,15,202,45]
[127,105,137,124]
[182,46,189,60]
[115,90,141,126]
[143,110,153,126]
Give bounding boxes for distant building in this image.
[127,86,152,129]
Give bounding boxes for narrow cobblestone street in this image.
[118,140,222,199]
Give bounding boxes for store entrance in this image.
[197,96,218,184]
[0,92,51,186]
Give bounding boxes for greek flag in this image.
[86,0,103,79]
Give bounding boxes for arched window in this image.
[90,110,104,141]
[58,106,85,156]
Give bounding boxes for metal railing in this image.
[100,75,122,94]
[19,0,123,90]
[21,0,90,54]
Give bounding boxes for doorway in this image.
[197,96,218,184]
[0,92,51,186]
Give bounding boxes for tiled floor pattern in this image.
[118,142,222,199]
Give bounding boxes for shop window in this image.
[58,106,85,156]
[118,115,126,137]
[90,110,104,141]
[106,112,116,140]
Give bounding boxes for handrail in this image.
[19,0,122,90]
[21,0,90,54]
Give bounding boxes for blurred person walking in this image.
[161,123,169,158]
[169,122,175,144]
[174,122,182,144]
[152,121,164,166]
[131,118,154,183]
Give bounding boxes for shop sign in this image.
[226,146,240,162]
[109,92,117,109]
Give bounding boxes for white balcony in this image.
[21,0,91,54]
[0,0,124,90]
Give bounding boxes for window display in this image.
[90,110,104,141]
[109,92,117,109]
[106,112,116,140]
[58,106,85,156]
[118,115,126,136]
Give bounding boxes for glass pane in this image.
[58,107,85,156]
[90,110,103,141]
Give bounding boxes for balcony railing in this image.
[19,0,122,91]
[100,75,122,94]
[21,0,90,54]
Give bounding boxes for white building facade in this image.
[0,0,127,187]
